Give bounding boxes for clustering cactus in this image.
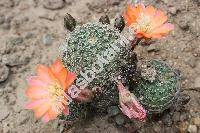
[24,3,190,127]
[59,12,188,123]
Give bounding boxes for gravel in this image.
[0,106,10,121]
[42,34,53,46]
[43,0,65,10]
[107,106,120,117]
[194,77,200,88]
[0,65,10,82]
[188,125,198,133]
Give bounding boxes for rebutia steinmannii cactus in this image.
[59,4,190,123]
[24,3,190,125]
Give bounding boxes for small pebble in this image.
[0,65,10,83]
[188,125,197,133]
[193,117,200,126]
[25,32,33,39]
[162,114,173,127]
[168,6,177,15]
[0,15,5,24]
[114,114,125,126]
[43,0,65,10]
[180,112,189,122]
[9,37,24,45]
[2,23,10,30]
[172,111,181,122]
[194,77,200,88]
[42,34,53,46]
[146,45,160,52]
[0,106,10,121]
[107,106,120,117]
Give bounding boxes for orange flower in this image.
[124,4,174,39]
[25,59,76,123]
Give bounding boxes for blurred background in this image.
[0,0,199,132]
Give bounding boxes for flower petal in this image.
[25,86,49,100]
[37,65,56,84]
[64,72,76,90]
[151,10,167,29]
[51,59,66,76]
[124,4,145,26]
[42,113,50,123]
[25,99,48,109]
[34,102,51,118]
[151,23,174,38]
[47,108,58,120]
[56,68,68,89]
[144,5,156,17]
[27,76,48,87]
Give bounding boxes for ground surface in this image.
[0,0,199,133]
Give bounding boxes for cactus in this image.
[59,14,188,123]
[60,22,137,114]
[59,101,88,123]
[131,60,180,114]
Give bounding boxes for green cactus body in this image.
[60,23,137,114]
[133,60,180,113]
[59,101,87,123]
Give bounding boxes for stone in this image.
[164,127,174,133]
[188,125,197,133]
[146,45,160,52]
[1,23,10,30]
[179,20,189,30]
[0,42,12,54]
[9,37,23,45]
[5,86,14,93]
[162,114,173,127]
[25,32,33,39]
[114,114,125,126]
[189,19,200,37]
[0,89,4,96]
[0,65,9,82]
[0,106,10,121]
[8,93,16,105]
[192,117,200,126]
[172,111,181,122]
[107,106,120,117]
[2,53,29,66]
[3,0,15,8]
[179,121,189,133]
[0,15,5,24]
[42,34,53,46]
[2,123,10,133]
[194,77,200,88]
[110,0,120,6]
[184,56,197,68]
[153,124,162,133]
[17,111,30,126]
[13,104,22,113]
[168,6,177,15]
[180,112,189,122]
[43,0,65,10]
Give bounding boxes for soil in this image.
[0,0,199,133]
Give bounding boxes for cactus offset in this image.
[132,60,180,113]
